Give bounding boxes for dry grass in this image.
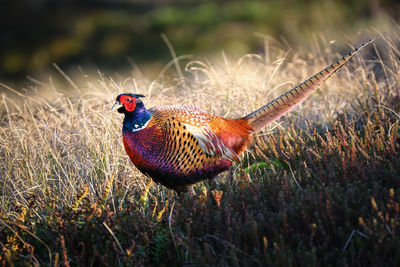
[0,31,399,265]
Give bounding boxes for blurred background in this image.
[0,0,399,85]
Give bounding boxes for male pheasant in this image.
[114,37,377,192]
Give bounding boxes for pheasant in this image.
[114,37,377,192]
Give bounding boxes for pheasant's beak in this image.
[111,101,123,111]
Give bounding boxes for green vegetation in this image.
[1,0,399,80]
[0,31,399,265]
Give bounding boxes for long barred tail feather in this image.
[244,36,379,131]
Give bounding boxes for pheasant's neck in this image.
[123,107,152,132]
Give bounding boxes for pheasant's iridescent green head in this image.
[113,93,145,114]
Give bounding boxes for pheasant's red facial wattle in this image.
[120,95,136,112]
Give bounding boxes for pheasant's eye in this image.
[126,97,131,102]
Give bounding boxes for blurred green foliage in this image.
[0,0,398,80]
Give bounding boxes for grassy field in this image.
[1,32,399,265]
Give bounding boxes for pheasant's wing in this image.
[182,122,241,163]
[151,106,241,163]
